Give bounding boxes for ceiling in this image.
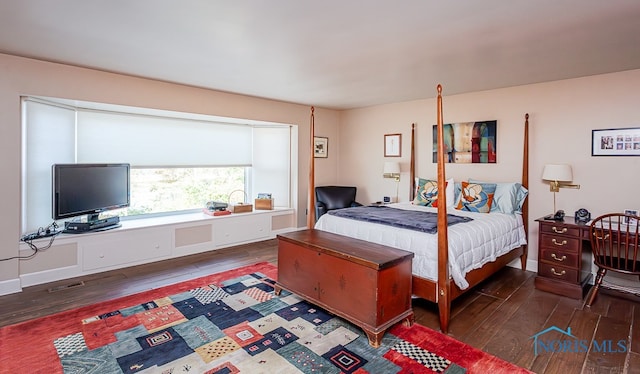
[1,1,639,110]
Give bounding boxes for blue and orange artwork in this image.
[432,120,497,163]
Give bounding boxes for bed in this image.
[307,85,530,333]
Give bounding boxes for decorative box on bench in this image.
[255,198,274,210]
[229,203,253,213]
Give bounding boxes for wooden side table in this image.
[534,216,593,299]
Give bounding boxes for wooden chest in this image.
[275,229,414,347]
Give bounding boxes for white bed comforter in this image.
[314,202,527,289]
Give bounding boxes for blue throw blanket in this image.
[327,206,473,234]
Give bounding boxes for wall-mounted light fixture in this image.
[542,163,580,212]
[383,161,400,203]
[383,161,400,181]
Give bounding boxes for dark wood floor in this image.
[1,239,638,373]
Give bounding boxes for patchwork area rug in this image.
[0,262,530,373]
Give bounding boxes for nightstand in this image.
[534,216,593,299]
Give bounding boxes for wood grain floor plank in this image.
[481,288,562,368]
[447,293,502,340]
[543,309,599,374]
[583,315,630,373]
[461,275,536,349]
[529,296,586,373]
[605,298,636,324]
[627,352,640,373]
[476,266,533,299]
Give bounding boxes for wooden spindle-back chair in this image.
[586,212,640,306]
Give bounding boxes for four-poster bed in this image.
[305,85,529,334]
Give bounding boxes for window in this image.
[22,97,294,233]
[126,166,246,216]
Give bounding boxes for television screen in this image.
[53,163,130,221]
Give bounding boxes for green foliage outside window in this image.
[124,167,246,216]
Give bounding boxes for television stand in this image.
[63,216,121,234]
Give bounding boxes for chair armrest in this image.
[316,202,328,218]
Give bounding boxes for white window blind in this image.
[252,126,291,207]
[76,110,253,167]
[23,99,76,232]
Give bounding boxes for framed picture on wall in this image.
[624,209,638,225]
[314,136,328,158]
[384,134,401,157]
[592,127,640,156]
[432,120,497,163]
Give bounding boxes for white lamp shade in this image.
[542,164,573,182]
[383,161,400,175]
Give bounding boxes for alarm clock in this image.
[575,208,591,223]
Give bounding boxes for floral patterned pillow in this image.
[413,178,453,207]
[455,181,497,213]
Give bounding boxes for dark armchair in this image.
[315,186,362,221]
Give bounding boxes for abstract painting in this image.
[433,120,497,163]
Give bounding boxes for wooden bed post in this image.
[307,106,316,228]
[410,123,416,201]
[520,113,529,270]
[406,96,530,334]
[435,84,451,333]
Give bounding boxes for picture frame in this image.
[592,127,640,156]
[432,120,497,163]
[624,209,638,225]
[384,134,402,157]
[314,136,328,158]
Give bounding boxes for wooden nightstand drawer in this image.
[540,223,580,237]
[539,234,580,252]
[540,248,580,268]
[535,216,592,299]
[538,263,579,283]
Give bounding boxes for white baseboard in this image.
[507,257,538,273]
[19,265,81,288]
[0,278,22,296]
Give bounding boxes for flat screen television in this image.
[52,163,130,232]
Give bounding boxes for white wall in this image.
[337,69,640,268]
[0,53,341,284]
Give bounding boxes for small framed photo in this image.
[314,136,328,158]
[624,209,638,225]
[592,127,640,156]
[384,133,402,157]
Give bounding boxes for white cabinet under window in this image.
[16,209,295,290]
[213,214,270,246]
[82,227,172,271]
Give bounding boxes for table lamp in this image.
[542,164,580,213]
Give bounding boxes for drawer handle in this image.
[550,268,566,276]
[593,233,610,240]
[551,253,567,262]
[552,227,567,234]
[552,239,567,246]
